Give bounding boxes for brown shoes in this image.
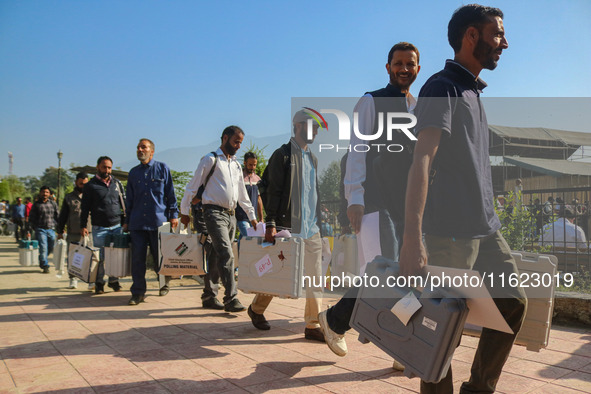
[304,327,325,342]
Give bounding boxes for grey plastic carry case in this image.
[238,236,304,298]
[464,251,557,352]
[350,257,468,383]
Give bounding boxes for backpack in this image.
[191,152,217,235]
[192,152,218,205]
[258,143,290,209]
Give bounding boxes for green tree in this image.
[318,160,341,202]
[0,175,26,202]
[495,191,548,251]
[19,175,42,197]
[0,179,10,201]
[171,170,193,204]
[242,142,267,177]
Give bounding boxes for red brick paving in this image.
[1,237,590,393]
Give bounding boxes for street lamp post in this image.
[57,150,63,205]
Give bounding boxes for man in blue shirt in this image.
[125,138,179,305]
[11,197,26,242]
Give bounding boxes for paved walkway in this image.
[0,236,590,393]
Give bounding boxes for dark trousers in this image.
[130,230,159,296]
[13,218,25,241]
[326,211,400,334]
[202,208,237,304]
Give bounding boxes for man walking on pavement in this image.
[236,151,264,246]
[319,42,421,358]
[29,186,59,273]
[247,110,325,342]
[125,138,178,306]
[11,197,26,242]
[80,156,126,294]
[324,5,527,393]
[57,172,90,289]
[24,197,33,236]
[180,125,257,313]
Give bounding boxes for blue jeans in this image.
[36,228,56,268]
[236,219,250,249]
[202,208,237,304]
[92,224,122,285]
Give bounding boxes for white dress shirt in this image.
[344,91,416,207]
[539,217,588,249]
[180,148,256,221]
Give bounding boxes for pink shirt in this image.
[243,172,261,187]
[97,175,112,187]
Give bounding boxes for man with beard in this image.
[246,110,325,342]
[319,42,421,362]
[180,126,257,312]
[80,156,126,294]
[125,138,178,305]
[57,172,91,289]
[29,186,59,273]
[235,151,264,246]
[397,5,526,393]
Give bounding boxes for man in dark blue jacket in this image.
[124,138,178,305]
[81,156,126,294]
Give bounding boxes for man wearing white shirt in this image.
[539,206,587,249]
[319,42,421,359]
[345,41,421,258]
[180,126,257,312]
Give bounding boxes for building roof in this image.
[489,125,591,159]
[70,166,129,181]
[502,156,591,177]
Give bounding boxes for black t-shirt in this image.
[415,60,501,239]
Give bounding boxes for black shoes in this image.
[108,281,122,292]
[305,327,326,342]
[42,267,50,274]
[224,299,247,312]
[159,285,170,296]
[248,306,270,330]
[128,294,145,305]
[202,298,246,312]
[202,297,224,310]
[95,283,105,294]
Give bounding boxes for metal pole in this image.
[57,150,63,205]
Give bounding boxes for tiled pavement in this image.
[0,237,590,393]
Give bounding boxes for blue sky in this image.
[1,0,590,176]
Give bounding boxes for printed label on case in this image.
[422,316,437,331]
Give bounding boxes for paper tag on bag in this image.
[391,291,422,326]
[71,252,85,270]
[255,254,273,277]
